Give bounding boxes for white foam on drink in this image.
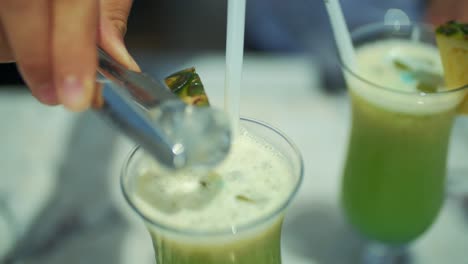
[131,127,295,232]
[348,39,465,115]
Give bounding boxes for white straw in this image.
[324,0,357,69]
[224,0,246,137]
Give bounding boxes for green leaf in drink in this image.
[236,194,256,203]
[198,171,222,189]
[393,59,411,71]
[412,70,444,87]
[392,57,444,93]
[416,82,438,93]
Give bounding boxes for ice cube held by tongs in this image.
[94,48,231,169]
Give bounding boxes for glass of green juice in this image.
[340,22,468,263]
[121,117,303,264]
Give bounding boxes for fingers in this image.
[52,0,99,111]
[0,0,58,104]
[426,0,467,25]
[458,2,468,22]
[99,0,140,72]
[0,24,13,62]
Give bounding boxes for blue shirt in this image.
[245,0,426,52]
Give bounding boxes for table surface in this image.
[1,54,468,264]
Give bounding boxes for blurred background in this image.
[2,1,468,264]
[0,0,425,90]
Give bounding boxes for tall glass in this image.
[340,23,468,262]
[121,118,303,264]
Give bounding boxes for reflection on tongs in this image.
[94,48,231,170]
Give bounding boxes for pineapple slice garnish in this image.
[435,21,468,114]
[165,67,210,107]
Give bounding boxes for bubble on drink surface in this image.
[384,9,410,31]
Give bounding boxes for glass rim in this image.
[340,21,468,96]
[120,117,304,237]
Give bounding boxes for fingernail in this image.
[37,84,59,105]
[127,55,141,72]
[62,76,92,111]
[121,49,140,72]
[113,40,140,72]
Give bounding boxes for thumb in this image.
[99,0,140,72]
[425,0,462,26]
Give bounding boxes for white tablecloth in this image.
[1,54,467,263]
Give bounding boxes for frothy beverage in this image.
[342,34,466,244]
[122,119,302,264]
[349,39,462,115]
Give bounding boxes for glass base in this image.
[363,242,410,264]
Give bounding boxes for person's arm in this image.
[426,0,468,25]
[0,0,139,111]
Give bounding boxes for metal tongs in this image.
[94,48,231,169]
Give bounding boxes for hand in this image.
[0,0,139,111]
[426,0,468,26]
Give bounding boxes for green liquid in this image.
[342,92,455,244]
[149,219,283,264]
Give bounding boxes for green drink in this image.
[121,118,303,264]
[340,23,468,260]
[149,219,283,263]
[343,91,455,244]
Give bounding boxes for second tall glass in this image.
[340,22,468,262]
